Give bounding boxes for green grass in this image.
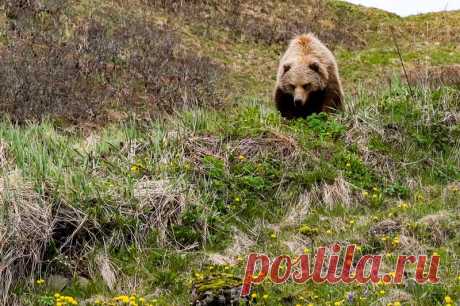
[2,82,459,305]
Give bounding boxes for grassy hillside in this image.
[0,1,459,305]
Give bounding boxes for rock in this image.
[191,272,248,306]
[418,211,449,226]
[378,289,412,305]
[75,276,90,289]
[47,274,69,291]
[144,288,166,300]
[417,211,456,245]
[398,235,425,254]
[207,253,238,266]
[81,295,107,306]
[370,219,401,236]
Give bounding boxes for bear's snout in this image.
[294,98,304,107]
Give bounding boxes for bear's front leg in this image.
[321,87,343,113]
[274,88,296,119]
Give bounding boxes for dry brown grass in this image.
[51,203,97,257]
[0,170,53,303]
[397,234,425,254]
[0,139,10,168]
[148,0,367,49]
[234,131,298,160]
[281,191,312,228]
[3,0,44,20]
[319,177,353,209]
[403,11,460,44]
[378,289,413,305]
[95,253,117,291]
[298,176,354,210]
[417,210,457,246]
[222,227,255,258]
[133,179,186,246]
[184,135,226,173]
[406,64,460,88]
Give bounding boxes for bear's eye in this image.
[287,85,295,91]
[303,83,311,90]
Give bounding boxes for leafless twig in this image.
[390,26,414,98]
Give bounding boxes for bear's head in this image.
[278,59,328,107]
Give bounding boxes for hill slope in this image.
[0,1,459,305]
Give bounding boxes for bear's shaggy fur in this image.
[274,34,344,119]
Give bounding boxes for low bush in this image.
[0,7,223,124]
[148,0,366,49]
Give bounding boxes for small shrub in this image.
[0,12,223,124]
[148,0,366,48]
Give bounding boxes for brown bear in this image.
[274,33,344,119]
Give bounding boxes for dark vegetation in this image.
[0,0,223,124]
[149,0,369,49]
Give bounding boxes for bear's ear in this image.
[309,61,320,73]
[282,63,291,74]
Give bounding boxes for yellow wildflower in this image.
[36,278,45,285]
[114,295,130,303]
